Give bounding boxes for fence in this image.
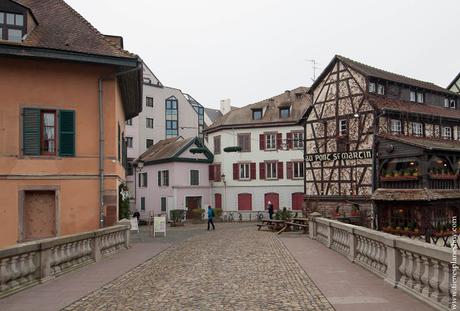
[309,215,458,311]
[0,225,130,298]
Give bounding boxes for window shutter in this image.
[287,132,293,149]
[278,162,284,179]
[276,133,282,149]
[158,171,161,186]
[138,173,141,187]
[215,164,221,182]
[287,162,293,179]
[23,108,41,156]
[233,163,239,180]
[59,110,75,156]
[144,172,148,187]
[250,163,256,180]
[259,162,265,179]
[259,134,265,150]
[209,165,215,181]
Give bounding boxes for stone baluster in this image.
[9,256,20,288]
[406,252,415,289]
[371,241,379,269]
[399,250,408,286]
[18,254,28,284]
[420,256,431,298]
[412,254,423,293]
[356,236,363,262]
[438,261,450,306]
[0,258,10,292]
[429,259,442,302]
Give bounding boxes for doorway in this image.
[186,196,202,219]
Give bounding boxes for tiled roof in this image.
[337,55,457,95]
[205,86,311,132]
[369,95,460,120]
[11,0,134,59]
[204,108,223,123]
[136,137,193,163]
[372,189,460,201]
[378,134,460,152]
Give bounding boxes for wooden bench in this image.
[277,222,309,235]
[256,223,270,231]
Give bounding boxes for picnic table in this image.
[277,217,309,235]
[256,219,285,231]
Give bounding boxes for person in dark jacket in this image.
[133,210,140,223]
[267,201,274,220]
[207,205,215,230]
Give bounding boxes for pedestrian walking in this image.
[207,205,215,230]
[133,210,140,223]
[267,201,274,220]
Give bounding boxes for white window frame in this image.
[140,172,148,187]
[126,136,133,148]
[146,117,154,129]
[265,133,276,150]
[457,127,460,141]
[390,119,402,134]
[239,163,250,180]
[444,98,450,108]
[369,82,376,93]
[159,170,169,187]
[266,162,277,180]
[442,126,452,139]
[339,119,347,136]
[292,132,304,149]
[412,122,423,137]
[190,169,199,186]
[377,84,385,95]
[293,161,304,179]
[450,99,457,109]
[410,91,416,102]
[416,92,424,103]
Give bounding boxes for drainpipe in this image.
[98,62,142,228]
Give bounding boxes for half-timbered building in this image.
[302,55,460,234]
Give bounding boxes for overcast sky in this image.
[67,0,460,109]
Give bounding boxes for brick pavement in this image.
[63,224,334,311]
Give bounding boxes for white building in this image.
[204,87,311,219]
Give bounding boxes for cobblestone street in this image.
[63,224,333,311]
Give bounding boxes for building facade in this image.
[0,0,142,247]
[134,137,213,219]
[302,55,460,233]
[204,87,310,219]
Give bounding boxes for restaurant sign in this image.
[305,150,373,162]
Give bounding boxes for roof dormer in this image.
[0,1,36,43]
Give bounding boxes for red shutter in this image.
[209,165,214,181]
[259,134,265,150]
[287,161,293,179]
[276,133,282,149]
[215,164,221,182]
[250,163,256,179]
[277,162,284,179]
[287,132,293,149]
[233,163,239,180]
[259,162,265,179]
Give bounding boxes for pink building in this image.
[134,137,213,220]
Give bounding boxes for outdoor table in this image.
[257,219,285,231]
[277,218,309,235]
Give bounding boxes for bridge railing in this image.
[309,215,458,311]
[0,225,130,298]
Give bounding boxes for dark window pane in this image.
[0,12,4,24]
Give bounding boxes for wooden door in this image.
[214,193,222,209]
[24,191,56,240]
[264,193,279,210]
[292,193,304,210]
[238,193,252,211]
[186,196,202,219]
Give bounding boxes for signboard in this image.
[305,150,373,162]
[154,216,166,237]
[130,217,139,232]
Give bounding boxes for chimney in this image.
[220,99,231,115]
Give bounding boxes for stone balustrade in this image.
[309,215,459,311]
[0,225,130,298]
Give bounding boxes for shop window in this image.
[381,158,419,179]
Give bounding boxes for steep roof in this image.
[448,72,460,90]
[204,107,223,123]
[378,134,460,153]
[204,86,311,133]
[10,0,134,59]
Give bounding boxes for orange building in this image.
[0,0,142,248]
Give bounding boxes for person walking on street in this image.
[267,201,274,220]
[207,205,215,230]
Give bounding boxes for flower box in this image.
[380,175,418,182]
[428,173,458,180]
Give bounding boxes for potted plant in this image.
[214,208,223,222]
[170,209,185,227]
[191,208,205,224]
[350,204,360,216]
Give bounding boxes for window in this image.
[339,119,347,136]
[213,135,221,154]
[126,136,133,148]
[146,139,153,148]
[444,98,449,108]
[127,162,133,176]
[146,97,154,107]
[410,91,416,102]
[279,107,290,118]
[266,162,277,179]
[125,119,132,126]
[293,161,304,178]
[146,118,154,128]
[369,82,376,93]
[458,128,460,141]
[190,170,199,185]
[377,84,385,95]
[0,12,24,42]
[252,109,262,120]
[417,92,424,103]
[390,119,402,134]
[158,170,169,186]
[161,197,167,212]
[237,133,251,152]
[442,126,452,139]
[450,99,457,109]
[139,172,148,187]
[165,97,178,138]
[292,132,304,149]
[23,108,75,157]
[239,163,250,180]
[412,122,423,137]
[140,197,145,211]
[265,133,276,150]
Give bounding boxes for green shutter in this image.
[23,108,41,156]
[59,110,75,156]
[141,197,145,211]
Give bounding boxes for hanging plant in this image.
[190,147,207,154]
[224,146,242,153]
